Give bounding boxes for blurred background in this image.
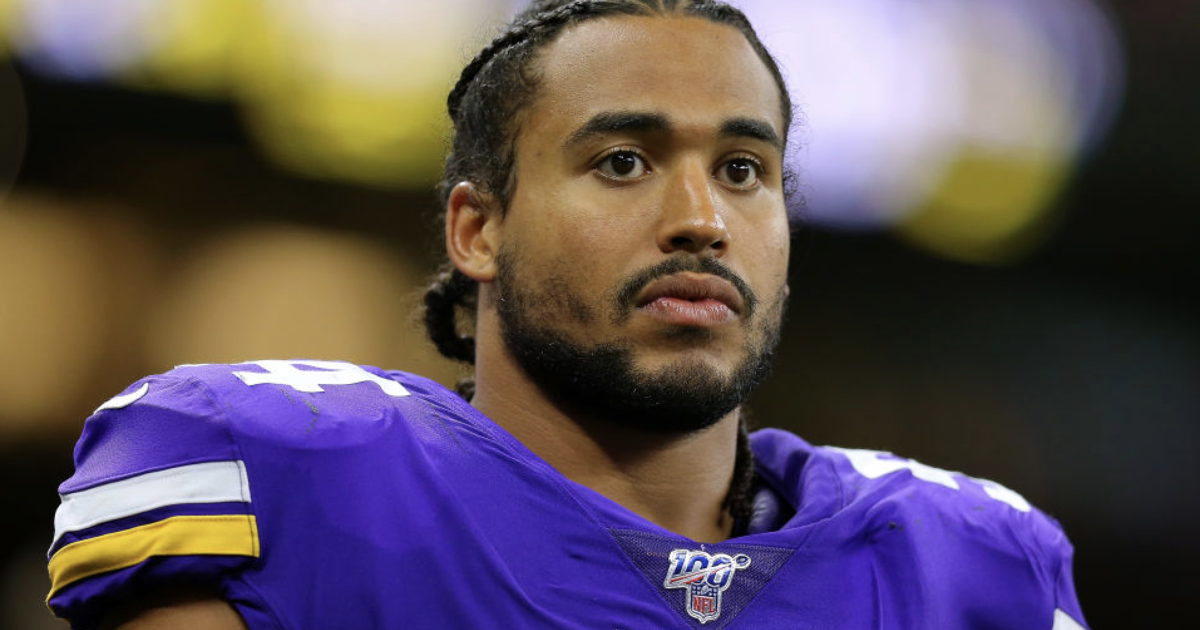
[0,0,1195,626]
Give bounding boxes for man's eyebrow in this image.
[564,111,671,148]
[720,117,784,152]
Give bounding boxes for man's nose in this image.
[656,161,730,255]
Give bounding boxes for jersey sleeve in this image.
[974,476,1090,629]
[1034,511,1089,630]
[824,445,1089,629]
[46,370,260,629]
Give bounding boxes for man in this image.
[46,1,1088,628]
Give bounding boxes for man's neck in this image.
[470,329,740,543]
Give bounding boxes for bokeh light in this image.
[0,0,1125,263]
[146,224,459,383]
[741,0,1125,263]
[0,0,521,187]
[4,0,163,80]
[0,197,113,429]
[233,0,515,188]
[120,0,263,98]
[0,0,18,54]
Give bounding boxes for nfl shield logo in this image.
[663,549,752,624]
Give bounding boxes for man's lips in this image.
[634,273,744,326]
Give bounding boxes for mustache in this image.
[614,255,758,320]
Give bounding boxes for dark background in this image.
[2,1,1197,627]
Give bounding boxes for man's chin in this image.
[591,359,746,434]
[629,355,737,389]
[628,332,745,368]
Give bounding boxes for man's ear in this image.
[445,182,501,282]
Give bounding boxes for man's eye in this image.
[596,151,649,179]
[716,158,761,188]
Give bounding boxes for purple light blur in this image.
[736,0,1125,229]
[13,0,161,81]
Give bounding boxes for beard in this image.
[494,249,785,435]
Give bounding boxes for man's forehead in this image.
[528,15,786,138]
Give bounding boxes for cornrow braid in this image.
[423,264,479,399]
[423,263,478,365]
[724,411,757,525]
[446,0,610,123]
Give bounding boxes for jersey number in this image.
[232,360,410,397]
[832,447,1031,512]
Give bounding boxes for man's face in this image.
[490,15,791,431]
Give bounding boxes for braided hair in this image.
[424,0,794,525]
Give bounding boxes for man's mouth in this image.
[635,273,743,327]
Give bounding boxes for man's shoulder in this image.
[751,429,1070,561]
[110,358,454,424]
[160,359,446,434]
[750,429,1085,627]
[822,445,1066,546]
[63,360,467,493]
[141,359,441,420]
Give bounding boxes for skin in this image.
[105,14,789,628]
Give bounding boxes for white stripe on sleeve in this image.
[52,460,251,547]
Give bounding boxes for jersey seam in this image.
[229,573,290,630]
[599,529,697,630]
[728,545,808,629]
[818,446,849,511]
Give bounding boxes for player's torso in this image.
[213,362,1056,630]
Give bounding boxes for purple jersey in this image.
[47,360,1087,629]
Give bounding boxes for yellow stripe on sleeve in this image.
[47,514,260,598]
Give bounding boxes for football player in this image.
[47,1,1087,628]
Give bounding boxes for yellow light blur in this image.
[0,0,515,188]
[226,0,511,188]
[896,152,1070,265]
[146,225,461,384]
[0,0,16,55]
[895,3,1084,264]
[0,197,110,431]
[242,81,450,188]
[120,0,260,98]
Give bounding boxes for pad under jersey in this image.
[47,360,1088,629]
